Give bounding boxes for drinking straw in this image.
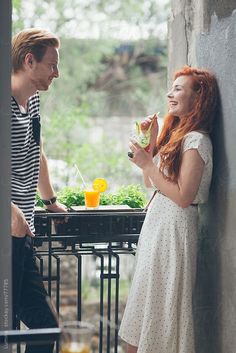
[74,164,88,189]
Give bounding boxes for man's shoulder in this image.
[29,91,40,104]
[28,92,40,115]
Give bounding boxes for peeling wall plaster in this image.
[168,2,236,353]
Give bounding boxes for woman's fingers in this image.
[129,139,141,152]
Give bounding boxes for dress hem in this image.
[119,331,139,349]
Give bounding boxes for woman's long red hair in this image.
[156,66,219,182]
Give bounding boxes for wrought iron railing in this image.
[4,207,145,352]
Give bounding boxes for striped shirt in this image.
[11,93,41,231]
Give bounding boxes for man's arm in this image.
[38,146,67,213]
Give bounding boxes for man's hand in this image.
[45,200,67,213]
[45,201,68,223]
[11,203,34,237]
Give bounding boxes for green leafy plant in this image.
[100,185,147,208]
[36,184,147,209]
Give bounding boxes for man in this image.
[11,28,67,353]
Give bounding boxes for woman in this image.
[119,66,218,353]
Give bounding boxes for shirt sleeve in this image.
[182,132,212,164]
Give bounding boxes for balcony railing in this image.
[6,206,145,352]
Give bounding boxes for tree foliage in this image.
[12,0,170,38]
[12,0,170,190]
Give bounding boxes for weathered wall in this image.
[0,0,12,343]
[168,1,236,353]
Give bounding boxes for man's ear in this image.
[25,53,34,67]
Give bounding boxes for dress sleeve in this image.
[182,132,212,164]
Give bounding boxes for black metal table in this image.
[31,207,145,353]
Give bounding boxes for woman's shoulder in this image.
[182,130,212,163]
[184,130,210,138]
[183,130,211,146]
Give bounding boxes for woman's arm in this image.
[135,114,159,188]
[130,144,204,208]
[143,170,153,187]
[147,149,204,207]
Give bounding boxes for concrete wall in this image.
[168,1,236,353]
[0,1,12,344]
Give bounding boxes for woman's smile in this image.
[167,76,197,118]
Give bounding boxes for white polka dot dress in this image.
[119,131,213,353]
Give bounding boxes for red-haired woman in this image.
[119,66,219,353]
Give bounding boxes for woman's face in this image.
[167,75,197,118]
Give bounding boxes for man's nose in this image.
[54,67,59,78]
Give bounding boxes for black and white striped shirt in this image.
[11,93,41,231]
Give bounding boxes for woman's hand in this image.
[128,139,154,171]
[149,113,159,154]
[128,112,158,164]
[140,113,159,154]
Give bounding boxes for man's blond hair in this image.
[12,28,60,73]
